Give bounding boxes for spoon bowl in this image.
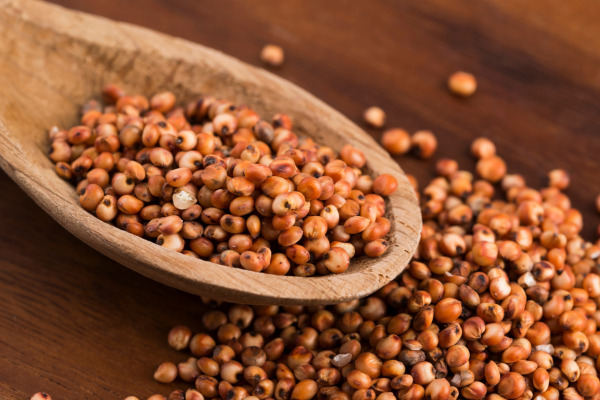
[0,0,421,305]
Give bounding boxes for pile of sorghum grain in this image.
[48,85,399,276]
[124,138,600,400]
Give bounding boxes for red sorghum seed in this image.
[381,128,411,156]
[260,44,284,67]
[470,137,496,159]
[30,394,51,400]
[154,361,178,383]
[363,106,386,128]
[410,130,437,159]
[448,71,477,97]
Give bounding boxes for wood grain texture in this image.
[1,0,600,398]
[0,0,421,305]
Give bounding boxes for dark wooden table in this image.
[2,1,599,398]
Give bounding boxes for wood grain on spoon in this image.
[0,0,421,305]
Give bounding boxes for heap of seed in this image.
[130,138,600,400]
[48,85,399,276]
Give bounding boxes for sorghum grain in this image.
[448,71,477,97]
[260,45,284,67]
[363,107,386,128]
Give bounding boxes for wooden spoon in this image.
[0,0,421,305]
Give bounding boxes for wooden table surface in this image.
[2,1,600,398]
